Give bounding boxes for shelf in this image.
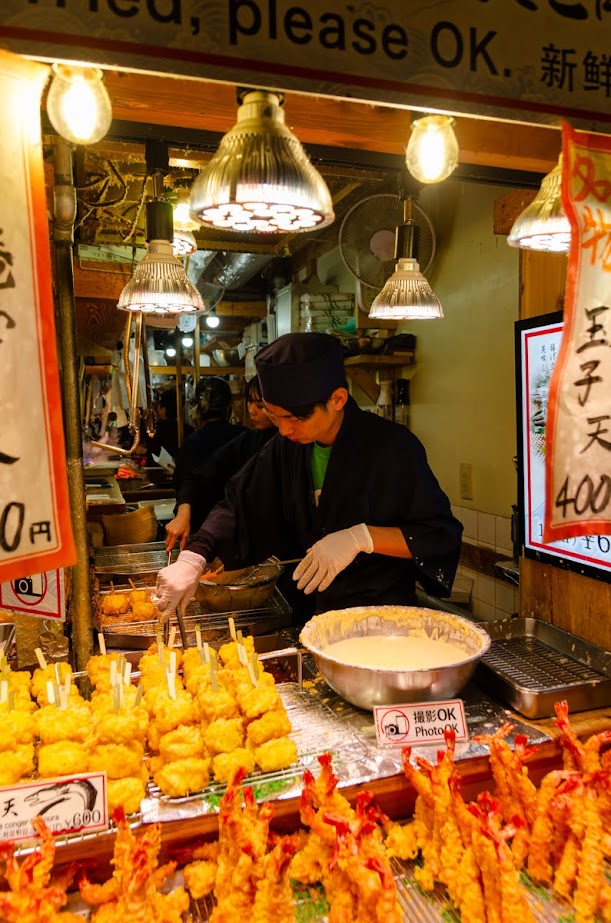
[150,366,245,376]
[344,354,415,368]
[346,359,418,404]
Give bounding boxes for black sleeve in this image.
[186,438,297,568]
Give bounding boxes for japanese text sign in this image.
[374,699,468,748]
[0,772,108,842]
[0,568,65,621]
[0,50,76,582]
[544,122,611,542]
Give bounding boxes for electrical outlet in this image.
[459,463,473,501]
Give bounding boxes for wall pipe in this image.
[52,138,94,674]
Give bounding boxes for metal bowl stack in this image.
[300,605,491,710]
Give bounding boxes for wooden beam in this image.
[217,301,267,319]
[101,72,561,176]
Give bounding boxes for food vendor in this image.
[155,332,462,622]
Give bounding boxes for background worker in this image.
[164,376,245,551]
[156,333,462,623]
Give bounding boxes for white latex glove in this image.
[293,523,373,595]
[154,550,206,620]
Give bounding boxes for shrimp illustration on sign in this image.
[25,779,98,818]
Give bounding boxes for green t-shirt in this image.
[311,443,333,506]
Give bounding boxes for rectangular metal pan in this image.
[96,586,292,650]
[475,616,611,719]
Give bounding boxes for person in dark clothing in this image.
[164,376,245,550]
[156,333,462,619]
[148,389,193,464]
[172,376,277,548]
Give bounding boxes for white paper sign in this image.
[0,51,75,583]
[0,568,65,621]
[373,699,468,748]
[0,772,108,842]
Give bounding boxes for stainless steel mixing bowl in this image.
[300,605,491,711]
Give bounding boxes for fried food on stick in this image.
[218,636,255,670]
[0,709,37,750]
[246,709,291,749]
[93,708,148,746]
[236,684,281,721]
[203,717,244,755]
[158,724,206,762]
[183,858,217,900]
[197,685,239,723]
[100,590,130,616]
[253,737,297,773]
[36,701,92,744]
[212,748,255,784]
[38,741,90,778]
[153,757,211,797]
[107,771,148,815]
[0,743,35,785]
[130,601,157,621]
[88,741,144,778]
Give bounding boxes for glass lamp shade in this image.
[173,194,200,232]
[507,155,571,252]
[117,240,204,315]
[46,64,112,145]
[405,115,459,184]
[172,228,197,257]
[369,258,444,319]
[189,90,335,233]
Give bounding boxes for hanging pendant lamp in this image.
[118,141,204,315]
[189,89,335,234]
[507,154,571,253]
[369,193,443,320]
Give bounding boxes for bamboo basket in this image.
[101,505,157,546]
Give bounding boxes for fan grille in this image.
[339,194,436,290]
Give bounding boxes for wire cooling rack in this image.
[186,857,575,923]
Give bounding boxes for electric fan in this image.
[338,193,436,291]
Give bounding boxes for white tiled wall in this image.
[451,506,519,621]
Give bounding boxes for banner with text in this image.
[0,50,76,582]
[544,123,611,543]
[0,2,610,131]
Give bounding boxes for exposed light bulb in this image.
[206,313,220,329]
[166,346,177,357]
[405,115,458,184]
[181,336,194,347]
[46,63,112,145]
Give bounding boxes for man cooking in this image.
[155,332,462,622]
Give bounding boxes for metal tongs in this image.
[160,551,189,650]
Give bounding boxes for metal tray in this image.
[97,586,292,650]
[94,541,178,578]
[474,616,611,719]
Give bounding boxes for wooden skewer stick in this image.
[203,641,210,664]
[0,680,7,704]
[228,617,237,641]
[168,626,177,649]
[35,648,47,670]
[134,685,144,707]
[195,626,202,651]
[98,633,107,656]
[128,578,138,591]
